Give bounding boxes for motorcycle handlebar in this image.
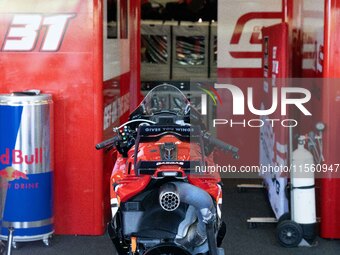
[96,131,239,159]
[95,136,119,150]
[203,132,239,159]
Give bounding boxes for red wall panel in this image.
[288,0,340,239]
[319,0,340,239]
[0,0,141,235]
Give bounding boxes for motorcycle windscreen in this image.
[132,84,206,178]
[132,84,190,116]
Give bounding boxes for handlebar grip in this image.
[95,136,119,150]
[203,132,239,157]
[208,136,239,154]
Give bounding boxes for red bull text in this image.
[0,148,43,165]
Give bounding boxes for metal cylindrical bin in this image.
[0,91,53,244]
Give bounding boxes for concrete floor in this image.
[9,179,340,255]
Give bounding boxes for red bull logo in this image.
[0,148,43,165]
[0,166,28,181]
[0,166,40,190]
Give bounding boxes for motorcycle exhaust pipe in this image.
[159,183,180,211]
[159,182,220,255]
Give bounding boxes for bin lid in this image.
[0,90,52,105]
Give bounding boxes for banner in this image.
[260,23,289,219]
[217,0,283,70]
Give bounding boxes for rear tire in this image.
[143,244,191,255]
[217,221,226,247]
[108,216,129,254]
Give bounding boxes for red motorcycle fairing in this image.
[110,134,221,204]
[96,84,237,254]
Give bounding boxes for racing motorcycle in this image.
[96,84,239,255]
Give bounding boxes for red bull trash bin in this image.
[0,91,53,247]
